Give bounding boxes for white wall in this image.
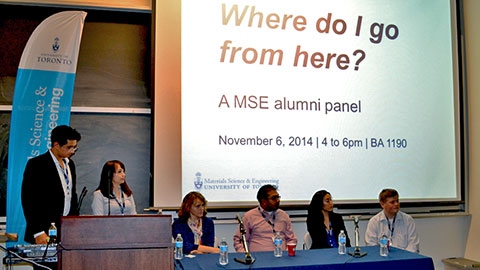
[464,0,480,262]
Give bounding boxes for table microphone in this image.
[236,214,244,228]
[348,215,367,257]
[234,214,255,265]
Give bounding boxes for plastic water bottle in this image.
[338,230,346,254]
[175,234,183,260]
[219,237,229,265]
[274,232,283,257]
[380,234,389,256]
[48,222,57,243]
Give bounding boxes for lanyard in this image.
[60,159,70,196]
[326,229,337,247]
[61,159,70,186]
[112,191,126,215]
[385,213,396,237]
[325,220,332,232]
[325,221,334,246]
[258,207,276,233]
[325,220,332,230]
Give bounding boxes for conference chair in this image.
[303,232,312,250]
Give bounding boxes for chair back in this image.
[303,231,312,250]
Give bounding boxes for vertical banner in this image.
[6,11,87,244]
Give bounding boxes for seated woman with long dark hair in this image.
[172,191,219,254]
[307,190,351,249]
[91,160,136,215]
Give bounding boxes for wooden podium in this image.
[58,215,173,270]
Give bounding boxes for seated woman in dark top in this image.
[172,191,219,254]
[307,190,351,249]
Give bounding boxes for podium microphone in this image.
[348,215,367,258]
[234,214,255,265]
[77,186,88,212]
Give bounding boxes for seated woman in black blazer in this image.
[307,190,351,249]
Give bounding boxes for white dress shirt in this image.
[365,210,420,253]
[91,190,137,215]
[49,150,72,216]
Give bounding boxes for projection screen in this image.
[153,0,463,208]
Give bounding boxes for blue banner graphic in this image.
[6,11,86,244]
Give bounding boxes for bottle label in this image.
[49,229,57,237]
[220,246,228,252]
[380,238,388,245]
[339,236,346,244]
[176,241,183,248]
[274,239,282,246]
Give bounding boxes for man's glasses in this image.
[268,195,281,201]
[62,145,78,152]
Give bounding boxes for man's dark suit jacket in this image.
[21,151,79,244]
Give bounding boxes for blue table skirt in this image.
[175,246,434,270]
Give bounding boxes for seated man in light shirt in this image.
[365,188,420,253]
[234,184,297,252]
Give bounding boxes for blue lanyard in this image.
[258,207,276,233]
[326,229,338,247]
[112,191,125,215]
[61,159,70,194]
[385,213,396,237]
[325,221,336,247]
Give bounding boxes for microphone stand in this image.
[234,215,255,265]
[77,187,88,213]
[42,235,54,262]
[348,215,367,258]
[42,241,50,262]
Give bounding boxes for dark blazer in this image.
[307,211,351,249]
[172,216,215,254]
[21,151,78,244]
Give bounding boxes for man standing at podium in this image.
[234,184,297,252]
[365,188,420,253]
[21,125,81,244]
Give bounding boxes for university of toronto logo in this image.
[194,172,203,190]
[52,37,60,52]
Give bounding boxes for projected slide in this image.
[181,0,459,203]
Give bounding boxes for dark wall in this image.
[71,114,151,214]
[0,3,152,215]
